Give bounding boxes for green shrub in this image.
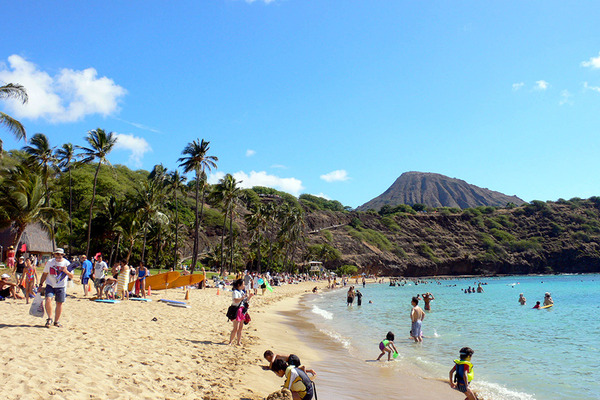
[381,216,401,231]
[510,239,542,252]
[393,246,407,258]
[490,228,516,243]
[417,243,438,262]
[348,227,393,251]
[336,264,358,276]
[571,231,591,243]
[484,218,503,230]
[321,230,333,241]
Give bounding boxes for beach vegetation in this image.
[336,264,358,276]
[0,83,28,153]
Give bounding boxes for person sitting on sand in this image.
[518,293,526,305]
[543,292,553,306]
[271,359,316,400]
[449,347,478,400]
[0,274,23,299]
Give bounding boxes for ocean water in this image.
[300,274,600,400]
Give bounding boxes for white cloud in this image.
[312,193,331,200]
[0,55,126,123]
[512,82,524,91]
[584,82,600,93]
[581,52,600,69]
[209,170,304,196]
[246,149,256,157]
[534,80,549,91]
[320,169,350,182]
[114,133,152,167]
[559,90,573,106]
[115,118,161,134]
[270,164,287,169]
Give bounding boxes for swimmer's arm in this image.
[391,343,398,353]
[449,365,456,388]
[39,272,48,287]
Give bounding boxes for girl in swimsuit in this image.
[24,259,38,304]
[136,263,149,298]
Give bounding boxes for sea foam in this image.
[311,305,333,320]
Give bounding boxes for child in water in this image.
[449,347,478,400]
[376,331,398,361]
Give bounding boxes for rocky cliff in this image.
[301,198,600,276]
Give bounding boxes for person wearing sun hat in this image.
[38,248,74,328]
[0,273,23,299]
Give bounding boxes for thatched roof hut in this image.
[0,222,55,257]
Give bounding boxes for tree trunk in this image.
[114,233,121,264]
[141,226,148,265]
[229,206,234,271]
[173,189,179,270]
[68,167,72,250]
[86,162,102,256]
[14,225,26,254]
[219,204,228,276]
[191,172,200,273]
[257,233,262,273]
[126,239,135,264]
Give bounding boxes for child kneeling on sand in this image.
[449,347,478,400]
[271,359,316,400]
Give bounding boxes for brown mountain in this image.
[358,171,525,211]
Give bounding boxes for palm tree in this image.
[55,143,76,242]
[23,133,56,206]
[168,170,187,269]
[77,128,117,256]
[135,179,169,265]
[178,139,218,273]
[210,174,241,274]
[0,164,66,248]
[245,202,269,272]
[0,83,28,153]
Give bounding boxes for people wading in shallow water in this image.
[347,286,355,306]
[543,292,553,306]
[422,292,435,310]
[518,293,526,305]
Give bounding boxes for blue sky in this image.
[1,1,600,208]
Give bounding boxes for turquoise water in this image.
[303,274,600,400]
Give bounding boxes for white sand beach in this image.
[0,276,460,399]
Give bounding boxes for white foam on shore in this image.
[474,380,536,400]
[319,328,351,349]
[311,305,333,320]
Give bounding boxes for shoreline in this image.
[246,284,463,400]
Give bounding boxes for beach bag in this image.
[226,305,239,320]
[29,293,45,318]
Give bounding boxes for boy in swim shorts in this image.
[410,296,425,342]
[449,347,478,400]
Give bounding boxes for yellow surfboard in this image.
[151,274,205,290]
[539,304,553,309]
[128,271,180,291]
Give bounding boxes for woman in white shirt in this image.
[229,279,253,345]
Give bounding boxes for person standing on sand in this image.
[422,292,435,311]
[93,255,108,297]
[518,293,526,305]
[410,296,425,343]
[39,248,74,328]
[6,245,16,271]
[80,255,93,296]
[229,279,253,345]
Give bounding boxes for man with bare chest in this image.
[410,296,425,343]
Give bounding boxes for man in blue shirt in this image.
[80,255,93,297]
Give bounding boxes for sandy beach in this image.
[1,275,460,399]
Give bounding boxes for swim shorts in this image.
[457,382,467,393]
[411,320,422,338]
[45,285,66,303]
[81,277,90,285]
